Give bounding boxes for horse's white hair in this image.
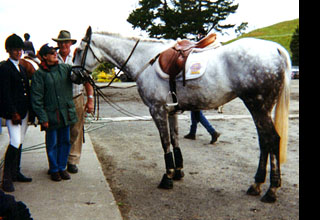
[93,31,172,44]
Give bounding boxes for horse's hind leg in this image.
[243,97,281,202]
[246,111,281,203]
[247,147,268,196]
[168,113,184,180]
[149,106,175,189]
[262,150,281,203]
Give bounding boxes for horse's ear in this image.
[86,26,92,38]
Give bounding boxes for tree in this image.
[290,25,299,66]
[127,0,239,39]
[235,22,248,36]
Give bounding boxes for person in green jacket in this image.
[31,44,78,182]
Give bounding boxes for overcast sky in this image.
[0,0,299,60]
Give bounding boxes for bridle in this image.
[72,33,102,76]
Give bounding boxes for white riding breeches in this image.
[6,112,29,149]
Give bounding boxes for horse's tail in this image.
[274,47,291,164]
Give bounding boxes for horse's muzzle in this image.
[71,67,91,84]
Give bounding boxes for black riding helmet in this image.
[5,34,25,51]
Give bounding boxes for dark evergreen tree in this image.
[290,25,299,66]
[127,0,239,39]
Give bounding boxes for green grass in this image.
[224,18,299,56]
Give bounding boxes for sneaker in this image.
[59,170,71,180]
[51,172,61,182]
[67,163,78,174]
[210,131,221,144]
[184,133,196,140]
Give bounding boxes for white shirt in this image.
[9,58,20,72]
[57,52,83,97]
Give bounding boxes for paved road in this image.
[88,80,299,220]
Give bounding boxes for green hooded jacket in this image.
[31,63,77,130]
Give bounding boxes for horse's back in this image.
[224,38,288,63]
[228,37,285,50]
[221,38,290,91]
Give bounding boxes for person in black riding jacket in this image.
[0,34,33,192]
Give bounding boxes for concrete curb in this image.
[0,126,122,220]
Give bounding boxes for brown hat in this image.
[52,30,77,45]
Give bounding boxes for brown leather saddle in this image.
[158,33,216,109]
[158,33,217,85]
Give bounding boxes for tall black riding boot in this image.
[2,145,18,192]
[12,145,32,182]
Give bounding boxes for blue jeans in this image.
[190,111,216,135]
[45,126,71,173]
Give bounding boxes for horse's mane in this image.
[94,31,172,44]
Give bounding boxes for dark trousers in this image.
[189,110,216,135]
[45,126,71,173]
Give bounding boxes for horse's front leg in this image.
[149,106,175,189]
[168,113,184,180]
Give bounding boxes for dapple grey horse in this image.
[73,27,291,203]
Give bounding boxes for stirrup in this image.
[166,91,179,107]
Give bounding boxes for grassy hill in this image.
[225,18,299,56]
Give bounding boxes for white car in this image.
[291,66,299,79]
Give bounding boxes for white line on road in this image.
[86,114,299,123]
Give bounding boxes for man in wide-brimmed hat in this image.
[52,30,77,45]
[53,30,94,174]
[52,30,77,62]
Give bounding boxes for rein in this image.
[102,39,140,88]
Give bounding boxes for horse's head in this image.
[73,26,174,82]
[73,26,102,75]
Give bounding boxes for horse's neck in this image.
[94,34,172,79]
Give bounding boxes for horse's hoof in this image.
[173,170,184,181]
[246,185,261,196]
[261,189,277,203]
[158,174,173,189]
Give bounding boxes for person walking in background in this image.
[184,110,220,144]
[52,30,94,174]
[0,34,33,192]
[184,30,220,145]
[23,33,35,57]
[31,44,78,181]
